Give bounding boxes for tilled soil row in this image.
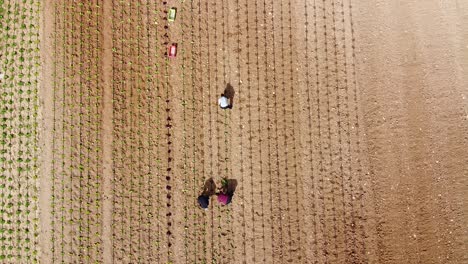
[353,1,468,263]
[192,0,236,263]
[293,0,377,262]
[112,1,158,262]
[50,1,103,263]
[111,1,185,262]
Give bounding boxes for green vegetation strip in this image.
[0,0,40,262]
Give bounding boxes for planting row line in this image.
[111,0,174,262]
[300,0,369,262]
[51,1,103,263]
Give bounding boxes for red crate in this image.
[168,43,177,58]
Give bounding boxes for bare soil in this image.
[353,1,468,263]
[38,0,467,263]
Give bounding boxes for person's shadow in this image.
[225,179,238,196]
[223,83,235,108]
[202,178,216,196]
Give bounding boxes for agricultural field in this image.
[0,0,466,263]
[0,0,40,262]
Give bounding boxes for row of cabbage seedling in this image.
[108,1,166,262]
[0,0,40,262]
[50,1,103,262]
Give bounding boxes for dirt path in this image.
[101,0,113,262]
[40,0,55,262]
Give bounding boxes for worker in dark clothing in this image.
[197,195,209,210]
[197,178,216,210]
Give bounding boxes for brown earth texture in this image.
[0,0,466,263]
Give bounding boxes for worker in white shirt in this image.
[218,93,232,109]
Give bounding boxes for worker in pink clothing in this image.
[217,192,232,205]
[216,178,233,205]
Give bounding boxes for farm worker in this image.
[216,178,233,205]
[217,193,232,206]
[198,178,216,210]
[197,195,209,210]
[218,94,232,109]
